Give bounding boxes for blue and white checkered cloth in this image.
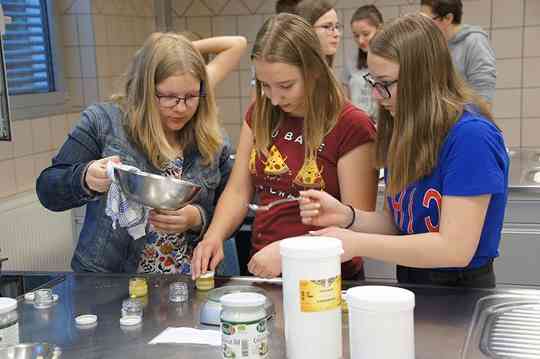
[105,162,149,240]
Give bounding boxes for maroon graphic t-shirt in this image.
[246,102,376,279]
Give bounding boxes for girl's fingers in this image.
[299,189,324,201]
[298,202,320,211]
[299,209,320,218]
[309,228,330,236]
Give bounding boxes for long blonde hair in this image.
[370,14,493,195]
[251,13,345,160]
[112,32,222,169]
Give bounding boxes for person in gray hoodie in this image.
[420,0,496,105]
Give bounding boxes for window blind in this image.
[0,0,54,95]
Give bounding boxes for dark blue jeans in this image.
[396,261,495,288]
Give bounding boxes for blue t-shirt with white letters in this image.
[386,107,509,269]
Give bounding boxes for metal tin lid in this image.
[280,236,343,259]
[199,271,215,279]
[120,315,142,326]
[220,292,266,308]
[0,297,17,314]
[75,314,98,326]
[23,292,58,303]
[346,286,415,312]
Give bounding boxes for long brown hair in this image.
[370,14,492,195]
[112,33,222,169]
[350,4,383,70]
[251,13,345,160]
[295,0,336,67]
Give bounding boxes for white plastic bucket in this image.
[346,286,415,359]
[280,236,343,359]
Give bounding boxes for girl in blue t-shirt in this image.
[299,14,509,288]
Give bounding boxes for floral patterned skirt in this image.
[137,231,193,274]
[137,157,193,274]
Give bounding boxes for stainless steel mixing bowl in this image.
[114,166,201,210]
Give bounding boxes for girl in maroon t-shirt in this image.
[192,14,378,280]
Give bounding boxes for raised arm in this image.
[193,36,247,89]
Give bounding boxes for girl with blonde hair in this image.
[37,33,247,274]
[299,14,509,288]
[192,14,377,280]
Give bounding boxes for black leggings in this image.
[396,261,495,288]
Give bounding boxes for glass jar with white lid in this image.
[220,292,268,359]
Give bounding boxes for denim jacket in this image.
[36,103,233,273]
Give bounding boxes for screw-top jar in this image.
[195,271,215,291]
[121,298,143,318]
[169,282,189,303]
[34,288,55,309]
[129,277,148,298]
[0,297,19,347]
[220,292,268,359]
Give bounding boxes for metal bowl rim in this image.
[114,167,201,188]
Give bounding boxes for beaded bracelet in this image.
[344,204,356,229]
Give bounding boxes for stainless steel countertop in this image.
[507,147,540,193]
[9,272,540,359]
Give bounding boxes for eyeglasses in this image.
[314,22,343,33]
[363,73,398,99]
[156,93,203,108]
[156,81,206,109]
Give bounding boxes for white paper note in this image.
[148,327,221,346]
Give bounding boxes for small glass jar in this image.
[34,288,54,309]
[0,297,19,346]
[129,277,148,298]
[195,271,215,291]
[169,282,189,303]
[220,292,269,359]
[121,298,143,319]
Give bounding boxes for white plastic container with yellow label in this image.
[280,236,343,359]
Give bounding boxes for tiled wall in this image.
[0,0,539,200]
[0,0,157,199]
[170,0,540,148]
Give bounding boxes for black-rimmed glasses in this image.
[156,81,206,109]
[314,22,344,33]
[363,73,398,99]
